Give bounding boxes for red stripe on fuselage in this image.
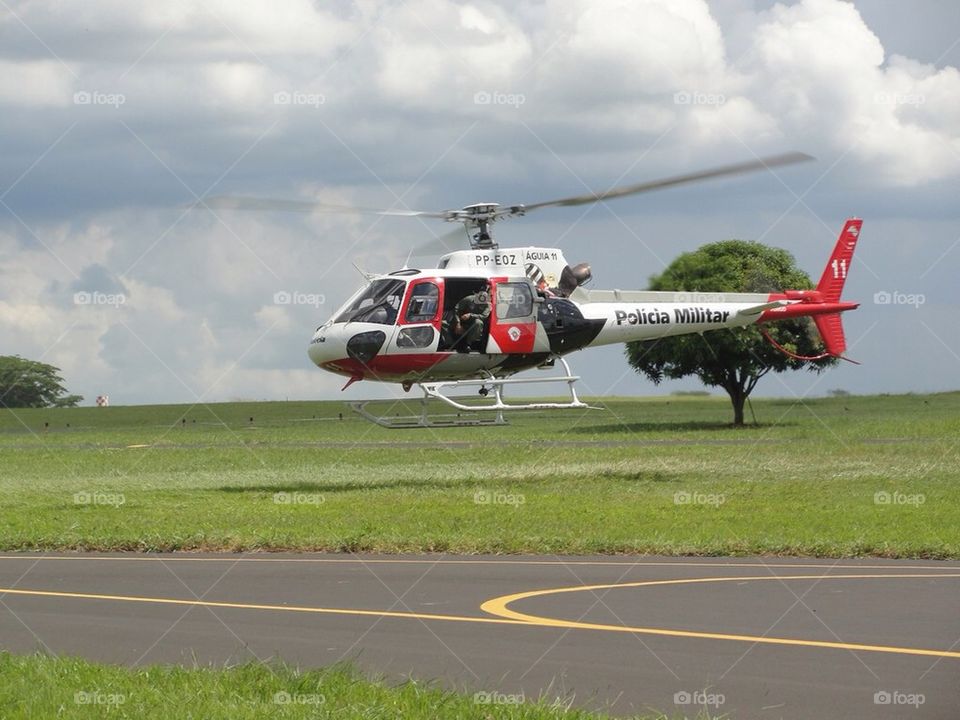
[322,353,452,379]
[322,351,548,383]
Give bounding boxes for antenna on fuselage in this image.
[352,262,376,281]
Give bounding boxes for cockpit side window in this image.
[334,279,406,325]
[405,282,440,323]
[495,281,534,320]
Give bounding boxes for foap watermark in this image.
[74,291,126,308]
[74,491,126,507]
[874,690,925,708]
[674,490,725,507]
[73,90,125,108]
[675,291,726,304]
[273,691,326,706]
[274,290,325,308]
[473,90,525,108]
[873,290,925,308]
[673,90,725,106]
[874,491,925,507]
[473,489,525,507]
[274,492,325,506]
[75,690,127,706]
[474,691,525,706]
[873,92,925,107]
[273,90,325,108]
[674,690,725,709]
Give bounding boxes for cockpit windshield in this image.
[334,278,406,325]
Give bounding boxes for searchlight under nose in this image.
[345,330,386,364]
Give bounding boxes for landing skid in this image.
[349,357,595,428]
[349,401,508,428]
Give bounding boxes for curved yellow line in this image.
[480,573,960,659]
[3,573,960,659]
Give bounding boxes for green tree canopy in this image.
[625,240,836,425]
[0,356,83,409]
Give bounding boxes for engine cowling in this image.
[556,262,592,297]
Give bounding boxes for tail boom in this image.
[579,218,862,360]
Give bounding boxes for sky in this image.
[1,0,958,406]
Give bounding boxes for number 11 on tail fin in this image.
[817,218,862,302]
[814,218,862,359]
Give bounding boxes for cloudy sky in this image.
[1,0,958,405]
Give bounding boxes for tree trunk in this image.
[731,391,746,426]
[724,372,747,426]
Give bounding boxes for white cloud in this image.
[539,0,728,98]
[374,0,532,106]
[741,0,960,184]
[683,96,779,146]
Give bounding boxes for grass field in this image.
[1,391,957,557]
[3,652,700,720]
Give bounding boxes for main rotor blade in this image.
[194,195,451,219]
[521,152,814,212]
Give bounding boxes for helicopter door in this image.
[486,279,537,354]
[387,278,442,355]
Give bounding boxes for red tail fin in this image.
[814,218,862,358]
[760,219,862,360]
[817,218,862,302]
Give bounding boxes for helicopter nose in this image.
[307,326,341,367]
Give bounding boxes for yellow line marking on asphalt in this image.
[0,587,528,627]
[480,573,960,659]
[1,574,959,659]
[0,555,957,571]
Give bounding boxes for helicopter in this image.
[202,152,862,427]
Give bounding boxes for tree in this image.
[625,240,836,425]
[0,356,83,409]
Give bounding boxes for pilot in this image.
[453,283,492,352]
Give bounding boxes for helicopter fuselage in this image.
[306,228,862,389]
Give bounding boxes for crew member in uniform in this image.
[453,284,492,352]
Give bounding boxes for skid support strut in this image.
[349,357,593,428]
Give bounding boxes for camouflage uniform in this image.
[453,290,491,352]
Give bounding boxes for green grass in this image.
[0,653,699,720]
[0,391,958,557]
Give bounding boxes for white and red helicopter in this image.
[205,153,861,426]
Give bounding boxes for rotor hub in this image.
[447,203,528,249]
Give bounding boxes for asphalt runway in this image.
[1,554,958,719]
